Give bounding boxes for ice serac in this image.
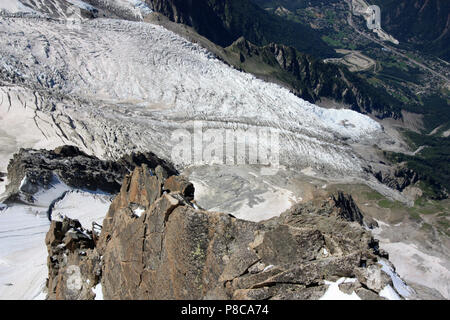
[46,165,409,300]
[0,11,383,179]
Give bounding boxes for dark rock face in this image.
[374,0,450,60]
[229,38,401,119]
[4,146,178,203]
[333,192,378,229]
[375,165,419,193]
[146,0,335,58]
[44,166,393,300]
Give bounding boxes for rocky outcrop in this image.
[45,164,407,300]
[333,192,379,229]
[228,38,402,119]
[45,217,101,300]
[4,145,177,203]
[375,165,419,193]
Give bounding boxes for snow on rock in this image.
[379,259,414,298]
[320,278,361,300]
[132,206,145,218]
[51,190,112,230]
[0,184,111,299]
[30,175,72,208]
[109,0,153,16]
[0,0,36,14]
[93,282,103,300]
[66,0,97,12]
[379,285,401,300]
[0,204,49,299]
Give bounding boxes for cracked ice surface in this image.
[0,12,383,178]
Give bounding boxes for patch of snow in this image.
[379,285,401,300]
[0,186,110,299]
[232,185,298,222]
[379,242,450,299]
[374,219,390,228]
[0,204,49,299]
[132,207,145,218]
[320,278,361,300]
[66,0,97,12]
[93,282,103,300]
[32,175,72,207]
[0,0,36,14]
[301,167,317,176]
[51,190,111,229]
[443,129,450,138]
[379,259,414,298]
[108,0,153,18]
[263,265,274,272]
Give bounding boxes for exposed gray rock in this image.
[95,167,403,299]
[332,191,378,229]
[354,265,392,292]
[4,146,177,203]
[45,217,101,300]
[355,287,386,300]
[339,279,362,295]
[375,165,419,193]
[46,165,409,300]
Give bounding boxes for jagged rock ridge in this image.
[227,38,401,119]
[46,164,408,300]
[5,145,178,203]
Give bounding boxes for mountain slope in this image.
[144,0,410,119]
[224,37,402,118]
[146,0,336,58]
[0,12,389,180]
[370,0,450,61]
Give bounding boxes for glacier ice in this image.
[0,11,385,180]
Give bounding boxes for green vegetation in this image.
[377,199,403,209]
[370,0,450,61]
[225,38,403,118]
[385,131,450,199]
[185,0,337,58]
[405,95,450,133]
[364,190,384,201]
[321,35,344,48]
[437,218,450,236]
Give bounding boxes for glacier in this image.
[0,5,385,181]
[0,1,407,300]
